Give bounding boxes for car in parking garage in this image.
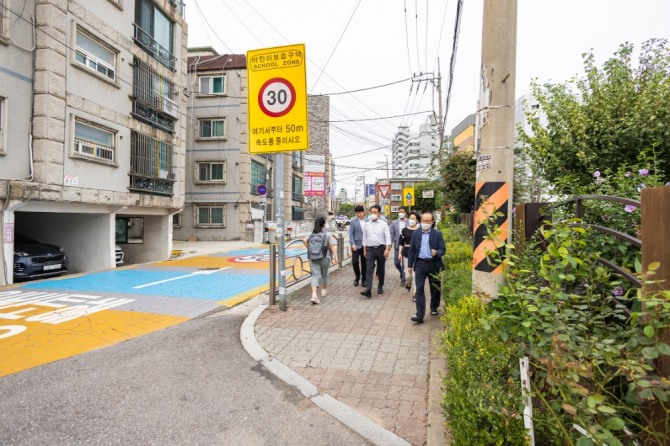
[13,233,69,281]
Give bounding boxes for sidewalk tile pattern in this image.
[255,262,442,446]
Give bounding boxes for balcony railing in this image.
[292,192,303,202]
[133,24,176,72]
[130,131,175,196]
[132,58,177,132]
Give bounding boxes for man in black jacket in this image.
[407,212,446,323]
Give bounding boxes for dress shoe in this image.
[400,279,406,287]
[377,286,384,294]
[360,290,372,298]
[411,315,424,323]
[354,278,359,286]
[430,310,438,316]
[361,281,367,287]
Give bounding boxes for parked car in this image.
[335,215,350,230]
[115,245,125,265]
[13,233,69,281]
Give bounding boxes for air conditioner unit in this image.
[161,97,179,119]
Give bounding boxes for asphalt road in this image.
[0,298,371,446]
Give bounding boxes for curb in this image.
[240,302,411,446]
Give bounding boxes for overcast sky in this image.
[186,0,670,195]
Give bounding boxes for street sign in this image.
[259,196,267,205]
[257,184,267,195]
[422,190,434,198]
[403,187,415,206]
[247,44,308,153]
[378,184,391,199]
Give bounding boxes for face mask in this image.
[370,214,379,221]
[408,219,417,226]
[398,212,406,219]
[421,223,432,231]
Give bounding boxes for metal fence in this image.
[268,232,352,305]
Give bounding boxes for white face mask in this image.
[398,212,406,219]
[370,214,379,221]
[421,223,432,231]
[408,219,417,226]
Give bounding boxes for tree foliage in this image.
[439,151,476,213]
[413,181,439,212]
[519,39,670,193]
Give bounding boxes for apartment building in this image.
[391,115,439,179]
[0,0,187,284]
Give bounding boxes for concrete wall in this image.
[0,0,36,181]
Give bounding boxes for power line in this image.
[442,0,464,134]
[323,110,432,123]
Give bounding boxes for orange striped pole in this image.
[472,0,517,299]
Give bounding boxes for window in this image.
[292,175,303,201]
[197,161,225,182]
[132,58,178,132]
[198,119,225,139]
[250,160,266,192]
[391,194,401,201]
[391,183,402,190]
[134,0,175,70]
[391,206,399,213]
[75,29,116,81]
[130,131,175,196]
[0,97,5,154]
[172,212,181,228]
[0,0,6,36]
[199,75,226,95]
[74,120,115,162]
[196,205,226,227]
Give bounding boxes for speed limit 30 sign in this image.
[247,44,308,153]
[258,77,296,118]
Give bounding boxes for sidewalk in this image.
[247,260,447,446]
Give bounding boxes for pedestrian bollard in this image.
[337,235,344,269]
[269,243,277,305]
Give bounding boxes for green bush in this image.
[442,296,528,445]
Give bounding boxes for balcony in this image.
[132,58,178,132]
[133,24,176,72]
[292,192,303,202]
[130,131,175,196]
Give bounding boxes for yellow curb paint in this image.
[155,256,235,268]
[221,285,269,308]
[0,308,187,377]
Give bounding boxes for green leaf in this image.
[648,261,661,271]
[527,305,539,312]
[657,342,670,356]
[597,405,617,414]
[644,325,655,338]
[576,437,595,446]
[642,346,659,359]
[606,417,625,430]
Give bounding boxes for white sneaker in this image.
[321,290,328,298]
[310,295,320,304]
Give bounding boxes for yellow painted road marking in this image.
[0,308,187,377]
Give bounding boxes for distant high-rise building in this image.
[391,116,439,179]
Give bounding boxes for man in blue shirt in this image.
[406,212,446,323]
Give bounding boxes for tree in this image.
[439,151,476,213]
[338,202,354,216]
[519,39,670,193]
[413,181,439,212]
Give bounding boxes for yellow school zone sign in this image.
[403,187,415,206]
[247,44,309,153]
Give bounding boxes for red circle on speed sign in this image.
[258,77,297,118]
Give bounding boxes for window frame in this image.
[391,183,402,190]
[391,194,402,201]
[72,118,117,164]
[0,96,5,155]
[0,0,8,40]
[197,118,227,140]
[172,212,182,228]
[198,74,227,96]
[196,161,226,184]
[195,204,226,228]
[72,25,119,86]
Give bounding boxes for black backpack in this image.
[307,232,329,260]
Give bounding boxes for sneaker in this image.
[310,295,320,305]
[430,310,438,316]
[321,290,328,298]
[412,295,416,302]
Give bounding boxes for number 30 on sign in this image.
[258,78,296,118]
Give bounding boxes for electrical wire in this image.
[403,0,413,74]
[442,0,464,134]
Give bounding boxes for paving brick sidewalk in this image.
[255,261,444,446]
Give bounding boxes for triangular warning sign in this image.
[378,184,391,199]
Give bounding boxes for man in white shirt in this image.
[360,204,392,298]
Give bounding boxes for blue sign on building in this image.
[365,184,375,197]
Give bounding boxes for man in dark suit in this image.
[407,212,446,323]
[348,205,367,287]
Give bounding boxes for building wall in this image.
[304,95,330,218]
[0,0,35,182]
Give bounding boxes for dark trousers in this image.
[414,259,442,318]
[365,246,386,290]
[393,247,405,281]
[351,247,367,281]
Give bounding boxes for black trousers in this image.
[365,246,386,291]
[414,259,442,318]
[351,247,367,281]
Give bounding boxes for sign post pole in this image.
[275,154,287,311]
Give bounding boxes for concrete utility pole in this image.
[472,0,517,299]
[275,154,287,311]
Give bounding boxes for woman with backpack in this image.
[303,217,338,304]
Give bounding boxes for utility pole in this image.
[275,153,287,311]
[472,0,517,299]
